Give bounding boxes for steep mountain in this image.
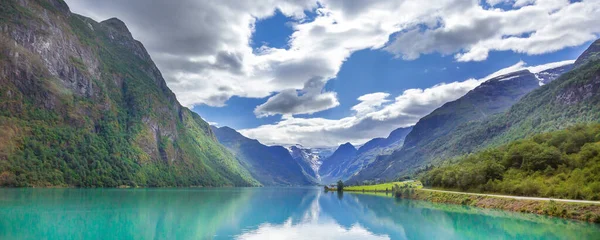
[437,39,600,157]
[286,145,330,183]
[350,63,576,183]
[403,70,540,150]
[211,126,312,186]
[356,127,413,155]
[319,142,357,184]
[0,0,257,187]
[574,39,600,68]
[318,126,412,183]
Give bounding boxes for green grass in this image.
[344,181,423,192]
[420,123,600,200]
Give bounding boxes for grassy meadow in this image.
[344,181,423,192]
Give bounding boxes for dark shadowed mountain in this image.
[349,61,579,183]
[0,0,258,187]
[319,142,357,184]
[319,127,412,184]
[211,126,313,186]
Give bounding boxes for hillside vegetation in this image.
[0,0,257,187]
[348,69,551,183]
[420,124,600,200]
[344,181,422,192]
[211,126,312,186]
[350,38,600,183]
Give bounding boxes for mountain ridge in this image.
[0,0,258,187]
[318,126,412,184]
[211,126,313,186]
[349,60,580,183]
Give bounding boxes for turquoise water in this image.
[1,188,599,239]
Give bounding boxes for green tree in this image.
[337,180,344,192]
[418,124,600,200]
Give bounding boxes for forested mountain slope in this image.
[350,58,581,183]
[0,0,258,187]
[421,124,600,200]
[212,126,312,186]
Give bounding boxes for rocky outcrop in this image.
[555,74,600,105]
[0,0,257,187]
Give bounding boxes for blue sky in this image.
[67,0,600,147]
[194,10,590,130]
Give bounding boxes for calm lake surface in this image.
[1,187,599,239]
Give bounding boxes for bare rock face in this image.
[5,4,100,99]
[0,0,257,187]
[556,75,600,105]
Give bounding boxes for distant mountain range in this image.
[319,127,412,184]
[349,39,599,183]
[211,124,413,185]
[211,126,312,186]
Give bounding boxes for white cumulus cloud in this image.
[66,0,600,115]
[239,60,572,147]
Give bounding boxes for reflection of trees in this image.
[2,189,599,239]
[332,193,600,239]
[0,189,256,239]
[337,191,344,200]
[1,188,322,239]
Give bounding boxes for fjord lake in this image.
[1,188,599,239]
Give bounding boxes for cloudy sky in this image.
[66,0,600,147]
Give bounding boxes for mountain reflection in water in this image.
[1,188,599,239]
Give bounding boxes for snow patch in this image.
[498,75,522,82]
[527,60,575,73]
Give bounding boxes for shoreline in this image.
[419,188,600,204]
[403,189,600,223]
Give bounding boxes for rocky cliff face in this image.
[0,0,257,187]
[555,74,600,105]
[286,145,322,183]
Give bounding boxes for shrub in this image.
[419,124,600,200]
